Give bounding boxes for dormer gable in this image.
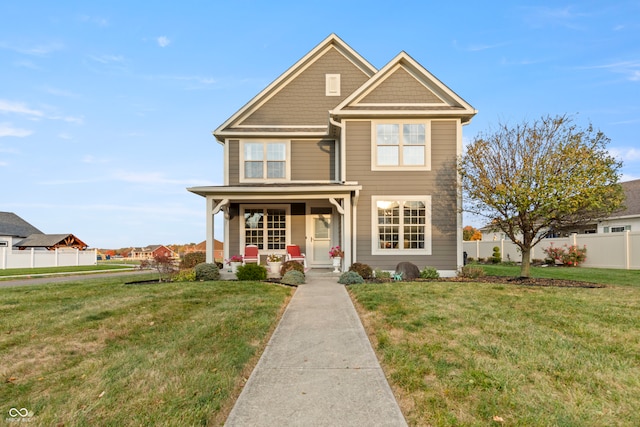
[331,52,476,123]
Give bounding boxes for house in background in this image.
[129,244,177,260]
[0,211,95,269]
[188,34,476,275]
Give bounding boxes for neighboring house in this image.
[0,212,43,249]
[480,178,640,241]
[129,245,177,260]
[183,240,224,261]
[188,34,476,275]
[0,211,87,250]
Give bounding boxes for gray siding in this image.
[360,68,442,104]
[345,120,458,270]
[241,47,370,126]
[291,139,335,181]
[228,139,240,185]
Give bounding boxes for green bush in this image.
[374,269,392,280]
[349,262,373,279]
[492,246,501,264]
[280,260,304,276]
[180,252,206,269]
[173,268,196,282]
[194,262,220,281]
[281,270,305,285]
[236,263,267,281]
[420,266,440,279]
[460,265,485,279]
[338,271,364,285]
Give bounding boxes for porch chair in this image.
[286,245,307,268]
[243,245,260,265]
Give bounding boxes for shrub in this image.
[280,260,305,276]
[173,268,196,282]
[194,262,220,281]
[467,257,475,263]
[215,261,224,270]
[395,262,420,280]
[492,246,501,264]
[459,265,485,279]
[349,262,373,279]
[281,270,305,285]
[420,266,440,279]
[236,263,267,281]
[543,243,587,266]
[180,252,206,269]
[338,271,364,285]
[374,269,392,280]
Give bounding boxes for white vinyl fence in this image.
[1,248,98,269]
[463,231,639,270]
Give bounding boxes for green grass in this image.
[0,264,136,278]
[480,263,640,287]
[0,275,292,426]
[350,279,640,426]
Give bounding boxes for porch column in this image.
[206,197,215,263]
[342,195,352,271]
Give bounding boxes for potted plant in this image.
[225,254,243,273]
[266,254,283,275]
[329,246,344,273]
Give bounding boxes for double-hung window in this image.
[243,206,288,251]
[373,121,430,170]
[242,141,289,181]
[372,196,431,255]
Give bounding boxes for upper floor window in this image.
[241,141,289,182]
[372,121,431,171]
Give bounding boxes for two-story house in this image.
[188,34,476,276]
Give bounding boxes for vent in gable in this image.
[326,74,340,96]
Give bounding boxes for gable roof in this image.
[0,212,43,238]
[614,179,640,218]
[331,51,477,123]
[14,233,87,249]
[213,34,377,142]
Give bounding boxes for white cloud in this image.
[157,36,171,47]
[0,100,44,117]
[43,86,80,98]
[0,41,64,56]
[82,154,109,164]
[89,54,125,64]
[112,170,202,186]
[579,60,640,82]
[0,123,33,137]
[610,147,640,162]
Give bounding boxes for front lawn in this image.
[0,264,136,278]
[0,275,292,425]
[350,279,640,426]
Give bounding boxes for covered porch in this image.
[187,184,361,272]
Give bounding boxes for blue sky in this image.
[1,1,638,248]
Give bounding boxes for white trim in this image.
[371,195,432,255]
[239,140,291,183]
[240,204,291,253]
[455,118,463,269]
[232,124,326,129]
[371,120,431,171]
[224,139,229,186]
[355,102,447,107]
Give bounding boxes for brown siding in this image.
[345,120,458,270]
[241,47,370,126]
[228,139,240,185]
[360,68,443,104]
[291,139,335,181]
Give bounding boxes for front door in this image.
[310,214,331,266]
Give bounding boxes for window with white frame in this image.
[372,196,431,254]
[243,206,288,250]
[242,141,288,181]
[372,121,430,170]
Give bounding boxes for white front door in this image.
[310,214,331,266]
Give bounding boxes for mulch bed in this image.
[430,276,605,288]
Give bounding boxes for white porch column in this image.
[206,197,215,264]
[342,195,352,271]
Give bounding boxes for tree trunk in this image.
[519,246,532,278]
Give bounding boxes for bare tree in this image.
[459,115,624,277]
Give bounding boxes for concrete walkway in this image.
[225,276,408,426]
